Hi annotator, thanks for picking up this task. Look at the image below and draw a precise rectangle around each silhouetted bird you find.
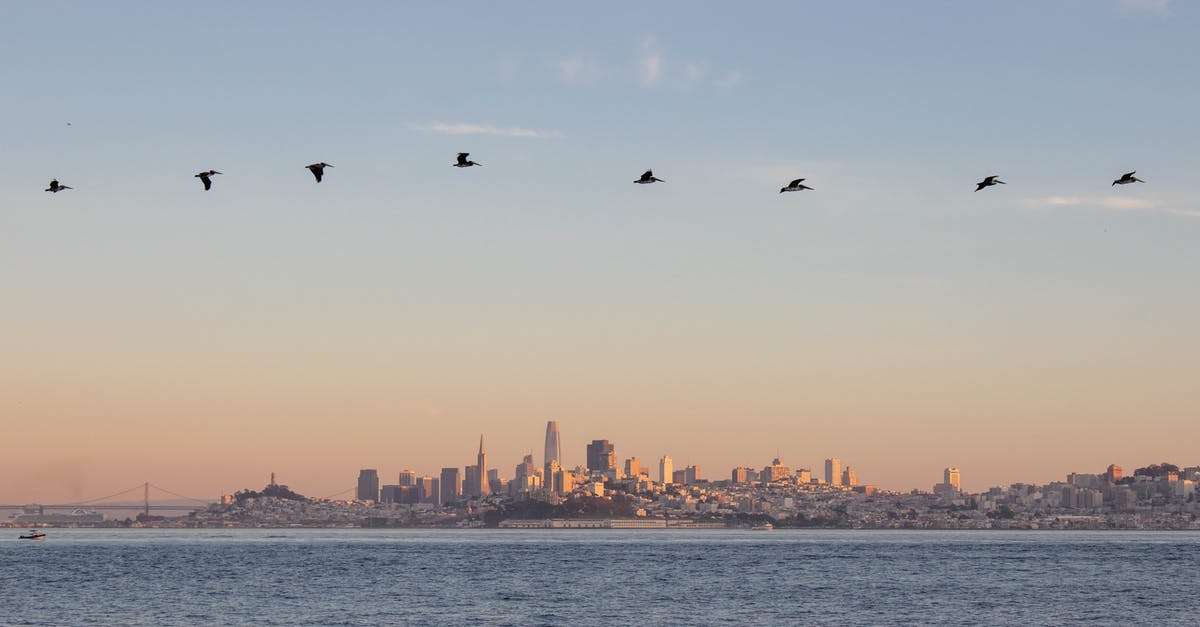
[306,162,333,182]
[45,179,72,193]
[780,178,813,193]
[634,169,664,184]
[195,170,221,191]
[454,153,481,167]
[975,175,1005,192]
[1112,171,1144,186]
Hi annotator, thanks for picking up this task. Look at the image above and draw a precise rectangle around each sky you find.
[2,1,1198,502]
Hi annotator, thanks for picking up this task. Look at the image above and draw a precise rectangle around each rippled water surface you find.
[2,529,1197,625]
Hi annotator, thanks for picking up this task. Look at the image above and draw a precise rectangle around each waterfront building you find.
[587,440,616,473]
[660,455,674,485]
[440,467,462,503]
[825,458,843,487]
[357,469,380,502]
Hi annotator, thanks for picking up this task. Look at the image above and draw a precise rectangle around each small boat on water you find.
[19,529,46,540]
[750,523,774,531]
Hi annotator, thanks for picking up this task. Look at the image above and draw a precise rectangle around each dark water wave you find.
[2,530,1197,626]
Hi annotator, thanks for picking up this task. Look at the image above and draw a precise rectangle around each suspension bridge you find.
[0,482,213,518]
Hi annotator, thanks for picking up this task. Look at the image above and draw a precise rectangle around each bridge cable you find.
[149,484,211,504]
[72,483,148,505]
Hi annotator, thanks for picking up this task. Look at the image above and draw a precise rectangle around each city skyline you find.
[3,417,1191,504]
[3,2,1198,504]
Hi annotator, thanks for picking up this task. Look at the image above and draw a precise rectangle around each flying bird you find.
[306,162,333,183]
[454,152,481,167]
[45,179,72,193]
[634,169,664,184]
[975,175,1005,192]
[1112,171,1144,186]
[195,170,221,191]
[780,178,813,193]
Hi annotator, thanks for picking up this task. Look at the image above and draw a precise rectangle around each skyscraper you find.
[659,455,674,485]
[825,458,842,487]
[398,470,417,486]
[945,467,961,491]
[440,467,462,503]
[586,439,615,473]
[417,476,437,504]
[356,469,380,502]
[842,466,858,487]
[544,420,562,468]
[475,434,489,496]
[464,465,483,498]
[625,456,642,478]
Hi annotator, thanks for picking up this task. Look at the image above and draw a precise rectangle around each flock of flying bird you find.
[40,154,1148,195]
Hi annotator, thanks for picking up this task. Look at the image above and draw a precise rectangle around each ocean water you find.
[2,529,1197,626]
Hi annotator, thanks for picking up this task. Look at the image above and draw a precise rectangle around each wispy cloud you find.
[412,122,562,139]
[554,37,740,91]
[714,70,743,89]
[1023,195,1196,217]
[556,55,601,86]
[682,63,708,87]
[638,37,663,87]
[1117,0,1171,13]
[1100,196,1161,210]
[1024,196,1082,207]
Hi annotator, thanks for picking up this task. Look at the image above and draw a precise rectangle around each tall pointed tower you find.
[544,421,562,468]
[477,434,488,496]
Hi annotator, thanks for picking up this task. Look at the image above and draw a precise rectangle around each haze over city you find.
[3,1,1199,504]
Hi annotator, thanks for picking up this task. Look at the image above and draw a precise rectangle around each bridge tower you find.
[144,482,150,518]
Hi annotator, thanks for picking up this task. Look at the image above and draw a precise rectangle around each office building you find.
[587,440,616,473]
[659,455,674,485]
[417,476,438,504]
[544,420,563,468]
[842,466,858,487]
[398,470,417,486]
[440,467,462,503]
[357,469,380,502]
[762,458,792,484]
[625,456,643,478]
[945,467,961,491]
[825,458,843,487]
[478,435,488,495]
[379,484,401,504]
[684,465,701,485]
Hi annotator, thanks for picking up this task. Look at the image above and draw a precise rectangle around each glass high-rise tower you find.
[544,420,562,468]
